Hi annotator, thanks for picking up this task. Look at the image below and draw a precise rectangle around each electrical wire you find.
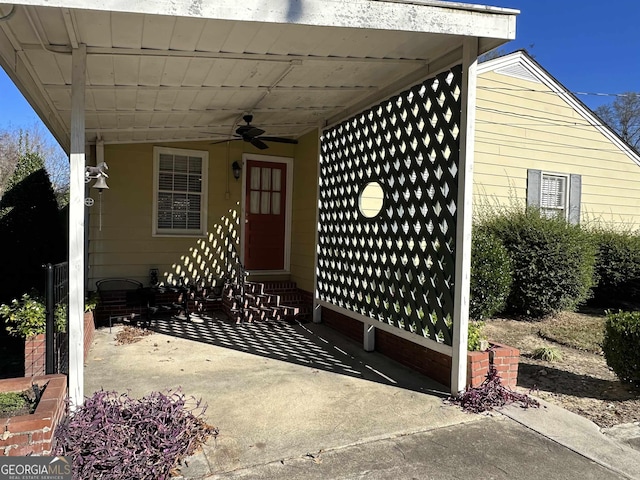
[479,86,640,99]
[479,74,640,98]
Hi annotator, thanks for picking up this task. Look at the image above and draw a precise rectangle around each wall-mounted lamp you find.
[232,161,242,180]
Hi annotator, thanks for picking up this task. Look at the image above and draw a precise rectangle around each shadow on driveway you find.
[147,313,447,397]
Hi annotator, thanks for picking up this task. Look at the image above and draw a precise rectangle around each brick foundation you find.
[0,374,67,456]
[95,290,148,325]
[321,308,519,389]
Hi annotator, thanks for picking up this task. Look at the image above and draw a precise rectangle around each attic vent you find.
[494,64,541,83]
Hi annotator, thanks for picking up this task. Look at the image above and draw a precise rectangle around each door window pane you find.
[272,169,281,191]
[261,192,271,214]
[250,191,260,214]
[262,168,271,190]
[250,167,261,190]
[272,192,281,214]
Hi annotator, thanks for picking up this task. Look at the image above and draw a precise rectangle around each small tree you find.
[595,92,640,151]
[0,125,69,208]
[0,148,66,304]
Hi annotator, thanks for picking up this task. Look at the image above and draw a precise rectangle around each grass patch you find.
[537,312,605,353]
[0,388,40,417]
[532,346,563,362]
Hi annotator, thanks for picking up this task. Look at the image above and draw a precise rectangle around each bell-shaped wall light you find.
[232,161,242,180]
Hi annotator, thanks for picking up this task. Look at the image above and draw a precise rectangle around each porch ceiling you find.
[0,0,517,151]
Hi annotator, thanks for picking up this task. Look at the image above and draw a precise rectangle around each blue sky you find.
[0,0,638,148]
[492,0,640,110]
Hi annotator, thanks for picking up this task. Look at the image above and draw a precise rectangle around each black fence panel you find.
[44,262,69,375]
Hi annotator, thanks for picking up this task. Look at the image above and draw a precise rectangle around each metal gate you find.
[44,262,69,375]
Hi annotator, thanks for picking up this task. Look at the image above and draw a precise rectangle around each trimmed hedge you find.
[591,229,640,306]
[470,229,513,320]
[603,310,640,385]
[484,208,596,318]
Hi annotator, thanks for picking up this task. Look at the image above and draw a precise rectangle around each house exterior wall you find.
[88,140,296,289]
[290,130,319,293]
[474,70,640,229]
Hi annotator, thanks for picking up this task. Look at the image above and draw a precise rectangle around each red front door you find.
[244,160,287,270]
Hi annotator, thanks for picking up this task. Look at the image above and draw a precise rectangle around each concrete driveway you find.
[85,315,473,475]
[84,314,640,479]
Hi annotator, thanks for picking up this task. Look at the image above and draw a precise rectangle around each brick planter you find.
[467,343,520,389]
[0,374,67,456]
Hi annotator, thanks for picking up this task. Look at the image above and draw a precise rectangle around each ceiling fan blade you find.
[243,127,265,138]
[210,138,241,145]
[251,138,269,150]
[258,136,299,145]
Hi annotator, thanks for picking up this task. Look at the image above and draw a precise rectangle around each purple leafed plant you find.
[53,389,218,480]
[450,365,539,414]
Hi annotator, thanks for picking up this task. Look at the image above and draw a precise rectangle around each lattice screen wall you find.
[317,65,462,345]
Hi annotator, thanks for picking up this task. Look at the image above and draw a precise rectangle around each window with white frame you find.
[527,169,581,225]
[540,173,568,219]
[153,147,208,236]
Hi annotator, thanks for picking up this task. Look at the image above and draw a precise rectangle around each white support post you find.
[451,38,478,396]
[313,304,322,324]
[364,324,375,352]
[68,44,86,408]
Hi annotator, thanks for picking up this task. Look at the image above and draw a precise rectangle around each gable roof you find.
[477,50,640,167]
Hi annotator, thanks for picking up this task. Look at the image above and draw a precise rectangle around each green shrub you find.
[603,310,640,385]
[0,293,66,339]
[468,321,487,351]
[485,208,596,318]
[591,229,640,306]
[470,229,513,320]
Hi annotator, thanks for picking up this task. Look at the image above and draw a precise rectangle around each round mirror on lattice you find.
[358,182,384,218]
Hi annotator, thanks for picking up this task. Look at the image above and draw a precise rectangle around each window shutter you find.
[568,174,582,225]
[527,169,542,207]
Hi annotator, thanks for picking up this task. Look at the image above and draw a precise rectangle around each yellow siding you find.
[290,130,319,293]
[88,140,296,288]
[475,70,640,229]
